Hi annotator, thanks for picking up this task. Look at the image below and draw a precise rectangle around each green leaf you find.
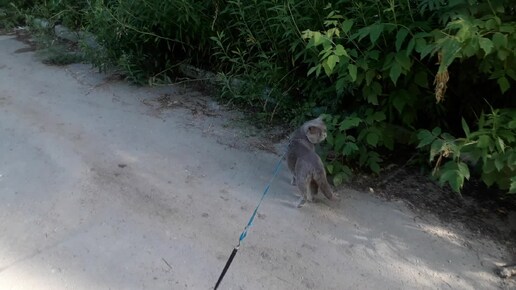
[508,151,516,170]
[333,173,343,187]
[479,37,494,55]
[495,157,504,171]
[389,62,402,85]
[341,19,354,33]
[356,27,370,41]
[368,50,380,60]
[430,139,444,161]
[322,61,332,76]
[335,133,346,151]
[369,161,381,174]
[439,38,461,72]
[406,37,416,56]
[461,38,478,58]
[348,64,357,81]
[371,82,382,105]
[419,42,434,60]
[415,38,427,54]
[492,32,507,49]
[395,52,411,70]
[507,69,516,81]
[326,164,334,174]
[320,48,333,58]
[326,55,339,74]
[509,177,516,194]
[326,130,334,145]
[307,65,318,76]
[358,146,368,165]
[392,93,407,114]
[313,32,323,46]
[363,85,379,105]
[457,162,470,180]
[339,116,361,130]
[498,130,515,143]
[497,137,506,153]
[326,27,339,37]
[315,65,322,76]
[439,169,463,192]
[461,118,470,137]
[485,18,497,30]
[442,137,457,148]
[366,132,379,147]
[343,142,359,155]
[335,77,346,95]
[362,83,381,106]
[395,28,409,52]
[493,153,505,172]
[500,24,515,33]
[483,159,496,174]
[334,45,348,57]
[365,69,376,85]
[333,170,352,186]
[438,161,466,192]
[497,77,510,94]
[477,135,491,149]
[432,127,442,136]
[369,23,384,44]
[498,50,509,61]
[481,170,497,187]
[417,129,435,148]
[341,165,353,178]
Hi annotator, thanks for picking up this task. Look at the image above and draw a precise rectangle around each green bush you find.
[300,1,515,193]
[0,0,90,29]
[12,0,516,194]
[84,0,215,84]
[209,0,330,122]
[34,0,90,29]
[321,111,395,185]
[0,0,31,28]
[418,108,516,193]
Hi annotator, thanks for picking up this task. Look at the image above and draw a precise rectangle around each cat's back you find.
[288,139,324,169]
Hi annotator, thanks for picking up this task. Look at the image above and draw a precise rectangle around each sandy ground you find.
[0,34,513,290]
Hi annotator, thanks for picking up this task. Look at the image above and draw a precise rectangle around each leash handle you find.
[214,246,239,290]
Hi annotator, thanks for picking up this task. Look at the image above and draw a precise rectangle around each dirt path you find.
[0,35,513,289]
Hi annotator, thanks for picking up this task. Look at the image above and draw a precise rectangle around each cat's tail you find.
[317,178,334,200]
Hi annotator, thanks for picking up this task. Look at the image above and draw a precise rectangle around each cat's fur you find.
[286,116,336,208]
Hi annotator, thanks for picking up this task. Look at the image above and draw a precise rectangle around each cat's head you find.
[303,116,327,144]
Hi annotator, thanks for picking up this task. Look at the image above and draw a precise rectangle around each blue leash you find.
[214,148,287,290]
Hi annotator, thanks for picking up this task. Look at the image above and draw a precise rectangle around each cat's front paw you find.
[326,191,339,201]
[296,197,306,208]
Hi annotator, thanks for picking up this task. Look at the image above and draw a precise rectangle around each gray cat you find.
[286,116,336,207]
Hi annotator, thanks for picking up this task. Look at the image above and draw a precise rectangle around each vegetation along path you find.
[0,34,513,289]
